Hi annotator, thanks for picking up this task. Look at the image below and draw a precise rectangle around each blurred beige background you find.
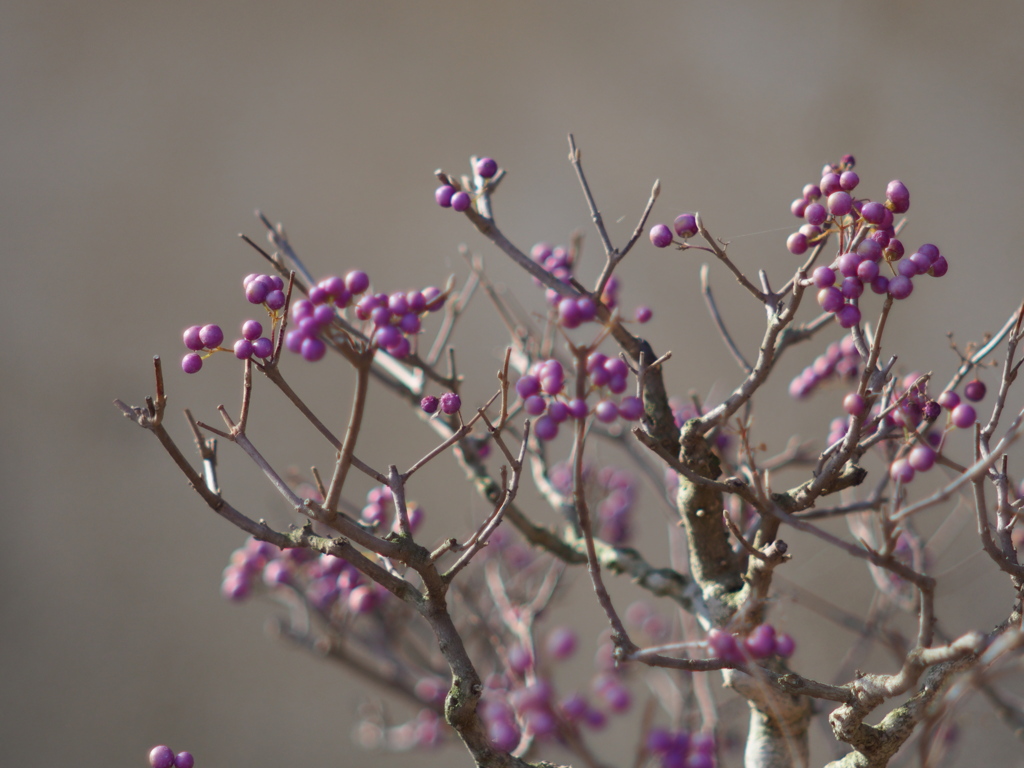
[3,1,1024,766]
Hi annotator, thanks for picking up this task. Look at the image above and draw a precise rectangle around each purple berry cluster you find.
[148,745,193,768]
[645,727,717,768]
[706,624,795,664]
[789,336,861,399]
[420,392,461,416]
[181,272,287,373]
[435,157,498,213]
[285,271,445,362]
[648,213,699,249]
[514,356,645,442]
[781,157,951,328]
[550,461,636,544]
[478,625,635,751]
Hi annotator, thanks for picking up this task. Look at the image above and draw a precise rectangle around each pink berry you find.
[634,305,653,323]
[420,395,439,414]
[174,752,195,768]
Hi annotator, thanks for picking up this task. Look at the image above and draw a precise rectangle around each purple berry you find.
[649,224,673,248]
[451,191,471,212]
[870,274,890,294]
[174,753,195,768]
[634,305,653,323]
[233,339,253,359]
[534,416,558,441]
[812,266,836,288]
[252,337,273,359]
[856,260,880,282]
[440,392,461,415]
[618,396,644,421]
[475,157,498,178]
[839,170,859,191]
[242,320,263,341]
[182,353,203,374]
[908,445,936,472]
[707,628,742,663]
[857,238,883,262]
[843,392,866,417]
[245,280,269,305]
[673,213,698,238]
[786,232,808,255]
[345,270,370,295]
[744,624,777,659]
[896,258,919,278]
[929,255,949,277]
[804,202,827,226]
[300,337,326,362]
[835,304,861,328]
[524,395,547,416]
[574,297,596,322]
[887,275,913,300]
[435,185,455,207]
[886,180,910,213]
[547,401,569,423]
[803,183,821,200]
[374,325,402,350]
[567,399,589,419]
[558,297,583,328]
[199,324,224,349]
[594,400,618,423]
[890,458,915,484]
[516,374,541,399]
[265,289,286,310]
[774,633,796,658]
[149,746,175,768]
[841,277,864,300]
[951,403,977,429]
[817,287,844,313]
[937,390,960,410]
[791,197,808,217]
[420,395,439,414]
[838,252,863,277]
[183,325,204,351]
[964,379,986,402]
[828,191,853,216]
[820,173,841,196]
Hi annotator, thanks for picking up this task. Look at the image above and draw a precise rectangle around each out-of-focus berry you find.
[451,191,471,212]
[951,403,977,429]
